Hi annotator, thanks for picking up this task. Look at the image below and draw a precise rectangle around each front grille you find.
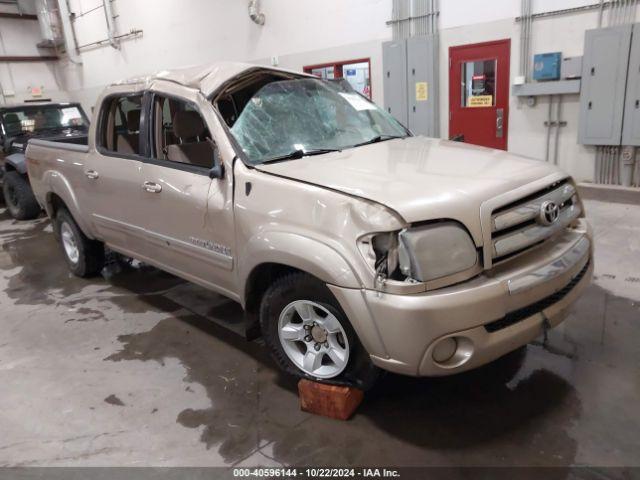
[484,260,590,333]
[490,179,581,263]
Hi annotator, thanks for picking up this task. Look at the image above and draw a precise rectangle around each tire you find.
[2,171,41,220]
[55,208,105,277]
[260,272,380,390]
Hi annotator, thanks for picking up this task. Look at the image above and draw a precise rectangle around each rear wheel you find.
[55,208,105,277]
[2,171,40,220]
[260,272,380,389]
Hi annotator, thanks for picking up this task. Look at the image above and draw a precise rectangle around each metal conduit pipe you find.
[610,148,615,184]
[611,148,615,184]
[248,0,265,26]
[544,96,553,162]
[102,0,119,49]
[431,0,434,34]
[520,0,525,75]
[553,95,563,165]
[609,0,614,25]
[525,0,531,76]
[627,0,632,23]
[523,0,532,80]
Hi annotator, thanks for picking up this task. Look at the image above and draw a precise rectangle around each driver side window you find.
[151,95,215,170]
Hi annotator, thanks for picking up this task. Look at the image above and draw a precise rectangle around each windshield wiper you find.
[351,134,406,148]
[260,148,341,164]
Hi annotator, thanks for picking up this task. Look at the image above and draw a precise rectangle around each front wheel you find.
[259,272,379,390]
[2,171,41,220]
[55,208,105,277]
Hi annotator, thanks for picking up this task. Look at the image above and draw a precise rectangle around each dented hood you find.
[255,136,565,242]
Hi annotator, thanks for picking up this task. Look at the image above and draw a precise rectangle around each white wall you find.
[439,0,599,29]
[56,0,393,110]
[19,0,635,182]
[438,4,638,182]
[0,2,69,104]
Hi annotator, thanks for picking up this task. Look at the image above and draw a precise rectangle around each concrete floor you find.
[0,199,638,468]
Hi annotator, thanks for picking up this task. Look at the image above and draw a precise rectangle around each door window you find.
[98,95,143,155]
[304,59,372,99]
[151,95,215,170]
[461,59,497,108]
[448,39,510,150]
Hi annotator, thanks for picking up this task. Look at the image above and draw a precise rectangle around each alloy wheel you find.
[277,300,350,379]
[60,222,80,265]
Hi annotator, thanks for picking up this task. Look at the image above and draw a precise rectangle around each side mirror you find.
[209,147,225,179]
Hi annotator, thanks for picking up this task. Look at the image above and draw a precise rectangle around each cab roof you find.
[0,102,82,112]
[112,61,307,97]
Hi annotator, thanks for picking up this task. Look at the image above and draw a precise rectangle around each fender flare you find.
[43,170,96,239]
[4,153,27,174]
[240,231,391,358]
[241,231,362,301]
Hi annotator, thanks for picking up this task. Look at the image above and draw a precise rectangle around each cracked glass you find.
[230,79,407,164]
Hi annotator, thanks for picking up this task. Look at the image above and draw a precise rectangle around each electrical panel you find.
[622,24,640,146]
[533,52,562,81]
[383,37,439,137]
[383,41,409,127]
[578,25,633,146]
[407,37,439,137]
[561,56,583,79]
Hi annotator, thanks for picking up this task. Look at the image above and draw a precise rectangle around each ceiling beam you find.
[0,12,38,20]
[0,55,58,62]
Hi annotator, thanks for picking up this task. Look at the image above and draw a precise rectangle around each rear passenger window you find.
[99,95,143,155]
[151,95,215,170]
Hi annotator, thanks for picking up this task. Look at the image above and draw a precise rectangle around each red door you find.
[449,39,510,150]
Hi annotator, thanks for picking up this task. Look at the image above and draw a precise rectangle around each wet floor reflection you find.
[1,210,639,467]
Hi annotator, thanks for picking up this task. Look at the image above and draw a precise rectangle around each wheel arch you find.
[241,231,361,305]
[43,174,96,239]
[4,153,27,175]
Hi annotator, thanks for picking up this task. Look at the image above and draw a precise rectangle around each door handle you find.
[85,170,99,180]
[142,181,162,193]
[496,108,504,139]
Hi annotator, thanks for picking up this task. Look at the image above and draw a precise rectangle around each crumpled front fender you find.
[4,153,27,174]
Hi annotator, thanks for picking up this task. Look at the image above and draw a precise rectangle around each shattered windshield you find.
[1,105,88,137]
[229,79,408,164]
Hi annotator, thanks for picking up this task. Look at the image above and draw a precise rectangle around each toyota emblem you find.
[539,201,560,226]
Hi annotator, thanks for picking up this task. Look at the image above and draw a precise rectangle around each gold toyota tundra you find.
[25,62,592,388]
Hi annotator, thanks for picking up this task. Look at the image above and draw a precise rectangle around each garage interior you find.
[1,0,640,473]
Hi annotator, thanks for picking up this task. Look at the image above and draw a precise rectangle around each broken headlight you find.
[359,222,478,284]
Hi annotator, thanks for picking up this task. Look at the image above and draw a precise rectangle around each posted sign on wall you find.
[467,95,493,107]
[415,82,428,102]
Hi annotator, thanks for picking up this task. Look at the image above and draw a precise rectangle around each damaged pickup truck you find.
[25,63,593,388]
[1,103,89,220]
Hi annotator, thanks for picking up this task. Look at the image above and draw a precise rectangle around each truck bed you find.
[28,137,89,153]
[25,138,91,224]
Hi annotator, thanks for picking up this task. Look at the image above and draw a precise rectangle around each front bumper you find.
[329,221,593,377]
